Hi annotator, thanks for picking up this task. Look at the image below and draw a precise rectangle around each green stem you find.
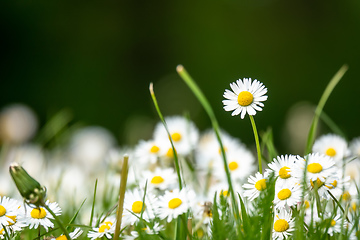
[249,115,262,174]
[43,203,71,240]
[114,154,129,240]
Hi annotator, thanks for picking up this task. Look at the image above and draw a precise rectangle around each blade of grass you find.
[67,198,86,230]
[89,179,98,227]
[149,82,183,190]
[319,111,347,140]
[176,65,240,226]
[114,154,129,240]
[305,64,348,154]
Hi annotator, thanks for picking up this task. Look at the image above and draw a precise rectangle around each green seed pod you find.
[9,162,46,206]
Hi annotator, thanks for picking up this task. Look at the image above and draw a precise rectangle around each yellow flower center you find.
[237,91,254,106]
[171,132,182,142]
[228,161,239,171]
[307,163,323,173]
[274,219,289,232]
[326,180,338,189]
[0,229,3,235]
[6,215,16,226]
[218,146,228,155]
[99,224,111,233]
[342,191,351,201]
[304,200,310,209]
[278,189,292,200]
[150,145,160,153]
[310,178,324,188]
[132,201,145,214]
[351,202,357,212]
[56,235,67,240]
[325,147,336,157]
[220,190,229,197]
[330,219,336,227]
[168,198,182,209]
[30,207,47,219]
[166,148,176,158]
[0,205,6,217]
[255,179,266,191]
[151,176,164,184]
[279,166,291,179]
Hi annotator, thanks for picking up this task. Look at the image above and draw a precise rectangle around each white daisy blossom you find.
[293,153,337,183]
[350,137,360,158]
[153,116,199,156]
[243,172,269,201]
[272,210,295,240]
[326,214,346,236]
[156,187,196,222]
[23,200,61,231]
[268,155,302,188]
[312,134,349,163]
[141,167,178,191]
[123,189,157,225]
[274,182,302,210]
[87,216,116,240]
[0,197,19,227]
[51,227,83,240]
[223,78,268,119]
[134,139,164,165]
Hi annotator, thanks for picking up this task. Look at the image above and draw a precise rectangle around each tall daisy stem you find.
[249,115,262,174]
[114,154,129,240]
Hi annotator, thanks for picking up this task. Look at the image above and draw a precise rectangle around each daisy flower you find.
[268,155,302,187]
[153,116,199,156]
[213,145,255,183]
[156,187,195,222]
[51,227,83,240]
[272,210,295,240]
[87,216,116,240]
[274,182,302,210]
[242,172,269,201]
[293,153,337,183]
[134,139,164,165]
[312,134,349,164]
[123,189,157,225]
[324,172,350,198]
[141,167,178,191]
[0,197,19,227]
[195,129,244,171]
[349,137,360,158]
[223,78,268,119]
[23,200,61,231]
[326,213,346,236]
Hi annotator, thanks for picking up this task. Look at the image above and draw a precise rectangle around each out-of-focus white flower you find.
[69,126,116,171]
[156,187,195,222]
[153,116,199,156]
[0,104,38,144]
[123,189,157,225]
[141,167,178,191]
[0,197,19,227]
[243,172,269,201]
[312,134,349,164]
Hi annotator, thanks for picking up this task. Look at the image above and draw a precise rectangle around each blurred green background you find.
[1,0,360,154]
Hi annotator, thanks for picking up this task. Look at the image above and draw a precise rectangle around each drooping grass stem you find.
[249,115,262,174]
[149,83,183,190]
[114,154,129,240]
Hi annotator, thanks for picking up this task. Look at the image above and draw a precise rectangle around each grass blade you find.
[305,64,348,154]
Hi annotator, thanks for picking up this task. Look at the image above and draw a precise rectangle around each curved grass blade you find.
[305,64,348,154]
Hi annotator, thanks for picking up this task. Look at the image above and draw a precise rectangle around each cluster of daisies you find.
[0,78,359,239]
[0,197,82,239]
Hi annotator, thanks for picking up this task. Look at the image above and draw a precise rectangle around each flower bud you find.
[9,162,46,206]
